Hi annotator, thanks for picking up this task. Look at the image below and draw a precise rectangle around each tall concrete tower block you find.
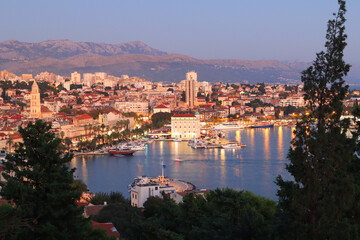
[185,71,197,108]
[71,72,81,84]
[30,81,41,118]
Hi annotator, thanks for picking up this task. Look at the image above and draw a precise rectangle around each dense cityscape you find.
[1,0,360,239]
[0,69,358,151]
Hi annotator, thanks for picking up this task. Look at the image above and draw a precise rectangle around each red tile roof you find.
[172,114,195,118]
[154,104,168,109]
[92,221,120,238]
[75,114,93,120]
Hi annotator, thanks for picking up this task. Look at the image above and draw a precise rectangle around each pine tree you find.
[0,120,109,240]
[276,1,360,239]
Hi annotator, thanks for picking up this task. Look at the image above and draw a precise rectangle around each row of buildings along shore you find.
[0,69,359,149]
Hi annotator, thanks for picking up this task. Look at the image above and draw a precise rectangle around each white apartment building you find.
[83,73,94,87]
[95,72,107,79]
[130,178,176,208]
[71,72,81,84]
[114,101,149,115]
[171,111,200,139]
[278,97,304,107]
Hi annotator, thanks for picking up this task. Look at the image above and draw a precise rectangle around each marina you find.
[71,127,293,200]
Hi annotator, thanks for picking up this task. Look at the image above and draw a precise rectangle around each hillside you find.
[0,40,313,83]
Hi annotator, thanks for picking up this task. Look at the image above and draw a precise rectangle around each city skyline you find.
[1,0,360,64]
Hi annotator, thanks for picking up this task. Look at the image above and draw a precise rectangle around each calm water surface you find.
[71,127,294,200]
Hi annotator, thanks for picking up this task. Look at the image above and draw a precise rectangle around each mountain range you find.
[0,39,357,84]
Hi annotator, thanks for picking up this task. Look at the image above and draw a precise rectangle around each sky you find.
[1,0,360,65]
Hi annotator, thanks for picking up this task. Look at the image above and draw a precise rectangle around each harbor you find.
[71,127,293,200]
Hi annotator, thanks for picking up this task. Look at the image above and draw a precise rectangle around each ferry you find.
[211,122,244,130]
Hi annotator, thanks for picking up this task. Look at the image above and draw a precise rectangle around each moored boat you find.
[211,122,244,130]
[109,148,135,156]
[250,123,274,128]
[222,143,247,149]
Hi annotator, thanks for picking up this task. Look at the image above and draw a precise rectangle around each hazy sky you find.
[1,0,360,64]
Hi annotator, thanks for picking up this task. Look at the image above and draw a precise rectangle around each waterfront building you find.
[185,71,197,108]
[30,81,41,118]
[130,178,176,208]
[171,111,200,139]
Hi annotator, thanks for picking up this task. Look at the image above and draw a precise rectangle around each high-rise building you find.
[185,71,197,108]
[95,72,107,79]
[30,81,41,118]
[71,72,81,84]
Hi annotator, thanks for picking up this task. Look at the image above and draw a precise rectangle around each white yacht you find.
[222,143,247,149]
[211,122,244,130]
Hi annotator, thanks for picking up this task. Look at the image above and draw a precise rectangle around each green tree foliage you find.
[70,179,88,194]
[0,121,109,240]
[93,188,277,240]
[0,203,23,240]
[205,93,210,103]
[245,99,273,108]
[257,83,266,94]
[232,101,241,106]
[89,192,127,205]
[180,91,185,101]
[231,84,239,89]
[59,105,73,114]
[93,203,144,239]
[276,1,360,239]
[151,112,172,129]
[278,92,289,99]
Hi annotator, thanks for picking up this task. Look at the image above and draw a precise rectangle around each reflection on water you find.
[72,127,293,200]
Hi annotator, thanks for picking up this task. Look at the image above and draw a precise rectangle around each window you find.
[155,187,158,190]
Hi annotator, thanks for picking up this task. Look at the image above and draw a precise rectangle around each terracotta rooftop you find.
[74,114,93,120]
[84,205,105,217]
[154,104,168,109]
[172,114,195,118]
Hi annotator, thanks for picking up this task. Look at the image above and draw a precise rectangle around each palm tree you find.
[88,124,93,138]
[101,124,105,135]
[84,124,89,137]
[6,138,13,153]
[64,137,72,151]
[124,119,130,129]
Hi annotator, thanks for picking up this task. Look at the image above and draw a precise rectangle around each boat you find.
[222,143,247,149]
[211,122,244,130]
[121,142,146,151]
[189,139,208,149]
[250,123,274,128]
[174,158,184,162]
[109,147,135,156]
[173,138,182,142]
